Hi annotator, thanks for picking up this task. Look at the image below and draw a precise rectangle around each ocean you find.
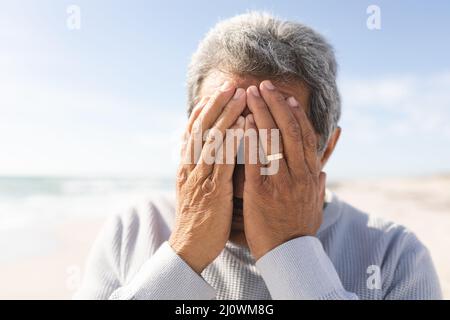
[0,176,175,230]
[0,176,175,262]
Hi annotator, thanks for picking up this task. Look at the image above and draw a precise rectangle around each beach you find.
[0,175,449,299]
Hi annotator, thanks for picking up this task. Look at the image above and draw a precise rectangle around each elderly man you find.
[75,12,441,300]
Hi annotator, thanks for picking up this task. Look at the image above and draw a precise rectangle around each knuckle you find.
[177,166,188,180]
[303,130,317,149]
[176,168,188,189]
[201,177,217,196]
[224,98,238,111]
[204,133,216,146]
[204,129,221,147]
[221,105,232,117]
[285,119,302,140]
[253,100,268,111]
[192,118,203,133]
[274,93,286,104]
[188,168,205,186]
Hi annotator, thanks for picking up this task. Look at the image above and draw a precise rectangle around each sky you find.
[1,0,450,180]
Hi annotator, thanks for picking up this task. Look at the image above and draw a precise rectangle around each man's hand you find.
[243,81,326,260]
[169,81,246,274]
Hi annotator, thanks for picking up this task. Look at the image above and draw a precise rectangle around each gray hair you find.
[186,12,341,151]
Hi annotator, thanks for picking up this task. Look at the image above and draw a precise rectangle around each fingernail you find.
[262,80,275,90]
[247,114,255,124]
[248,85,260,97]
[220,80,234,92]
[233,88,245,100]
[237,116,245,126]
[287,96,299,107]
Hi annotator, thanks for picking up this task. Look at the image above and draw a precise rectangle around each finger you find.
[206,87,246,145]
[180,97,208,159]
[259,80,306,175]
[244,114,262,185]
[187,96,209,134]
[195,88,246,178]
[197,80,236,132]
[246,85,288,178]
[183,81,237,171]
[287,97,320,175]
[212,116,245,182]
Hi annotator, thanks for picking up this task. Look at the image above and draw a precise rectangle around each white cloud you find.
[339,71,450,141]
[0,75,186,177]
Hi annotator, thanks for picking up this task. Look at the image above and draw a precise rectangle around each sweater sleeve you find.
[256,236,359,300]
[383,233,442,300]
[73,214,216,300]
[108,242,216,300]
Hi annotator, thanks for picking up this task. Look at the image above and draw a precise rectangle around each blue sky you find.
[1,0,450,180]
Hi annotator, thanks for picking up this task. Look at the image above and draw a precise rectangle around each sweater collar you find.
[317,189,343,234]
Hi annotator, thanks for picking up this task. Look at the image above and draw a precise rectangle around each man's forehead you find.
[200,71,309,100]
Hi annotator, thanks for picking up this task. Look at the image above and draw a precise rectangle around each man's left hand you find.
[243,80,326,260]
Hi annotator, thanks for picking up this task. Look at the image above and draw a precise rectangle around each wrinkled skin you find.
[169,73,341,273]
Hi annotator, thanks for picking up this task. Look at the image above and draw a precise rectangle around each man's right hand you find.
[169,81,246,274]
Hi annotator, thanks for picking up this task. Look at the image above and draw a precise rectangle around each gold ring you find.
[266,152,283,161]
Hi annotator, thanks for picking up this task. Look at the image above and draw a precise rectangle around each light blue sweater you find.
[74,192,442,300]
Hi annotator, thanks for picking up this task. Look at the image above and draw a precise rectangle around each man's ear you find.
[320,127,341,168]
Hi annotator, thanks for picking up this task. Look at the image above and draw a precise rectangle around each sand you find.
[331,175,450,299]
[0,175,448,299]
